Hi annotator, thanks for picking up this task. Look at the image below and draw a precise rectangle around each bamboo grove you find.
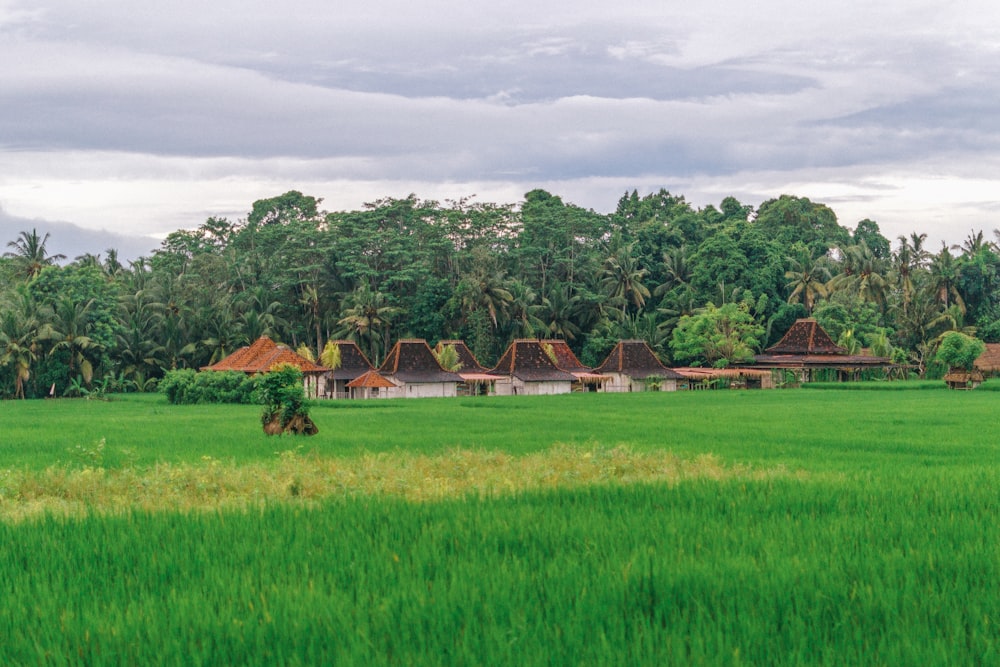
[3,188,999,399]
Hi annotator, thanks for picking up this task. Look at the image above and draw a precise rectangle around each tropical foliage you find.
[2,188,999,397]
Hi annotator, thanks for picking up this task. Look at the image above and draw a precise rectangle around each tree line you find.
[2,188,997,398]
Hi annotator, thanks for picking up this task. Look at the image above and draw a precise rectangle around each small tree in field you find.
[936,332,985,372]
[255,363,318,435]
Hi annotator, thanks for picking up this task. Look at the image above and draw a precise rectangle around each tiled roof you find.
[766,318,845,354]
[594,340,683,379]
[202,336,328,374]
[974,343,1000,372]
[488,339,578,382]
[346,370,398,389]
[325,340,375,379]
[545,339,591,372]
[379,339,464,383]
[435,340,488,372]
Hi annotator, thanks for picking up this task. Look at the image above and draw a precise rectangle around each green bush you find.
[159,369,256,405]
[253,364,309,428]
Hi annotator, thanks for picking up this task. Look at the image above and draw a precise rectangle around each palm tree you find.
[601,235,650,318]
[828,241,889,310]
[4,229,66,279]
[335,286,401,365]
[45,296,103,389]
[784,251,831,314]
[505,279,546,339]
[927,244,965,313]
[0,288,47,398]
[953,229,987,257]
[539,283,582,341]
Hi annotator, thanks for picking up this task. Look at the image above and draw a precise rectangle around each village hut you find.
[543,339,608,391]
[345,369,398,399]
[379,339,464,398]
[593,340,683,392]
[434,340,496,396]
[322,340,375,399]
[671,367,774,390]
[748,318,895,382]
[201,336,327,397]
[974,343,1000,378]
[487,339,577,396]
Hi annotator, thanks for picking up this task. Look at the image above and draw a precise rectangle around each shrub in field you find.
[936,331,985,372]
[254,363,317,435]
[159,369,256,404]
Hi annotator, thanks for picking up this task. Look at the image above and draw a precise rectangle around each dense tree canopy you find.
[1,188,997,398]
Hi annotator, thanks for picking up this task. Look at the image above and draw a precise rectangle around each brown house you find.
[542,340,608,391]
[594,340,683,392]
[749,318,895,382]
[434,340,496,395]
[488,339,577,395]
[379,339,464,398]
[201,336,328,397]
[345,369,398,399]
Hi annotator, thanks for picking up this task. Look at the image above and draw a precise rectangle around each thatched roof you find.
[379,340,464,383]
[201,336,327,374]
[435,340,488,372]
[325,340,375,380]
[974,343,1000,373]
[765,318,845,355]
[488,339,578,382]
[594,340,683,380]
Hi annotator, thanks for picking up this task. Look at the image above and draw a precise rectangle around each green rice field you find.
[1,386,998,665]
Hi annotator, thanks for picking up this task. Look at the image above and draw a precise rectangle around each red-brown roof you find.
[346,370,398,389]
[488,339,578,382]
[380,340,464,383]
[202,336,327,374]
[766,318,845,355]
[594,340,683,380]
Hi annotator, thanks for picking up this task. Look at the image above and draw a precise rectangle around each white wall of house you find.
[492,377,571,396]
[384,382,458,399]
[600,373,677,392]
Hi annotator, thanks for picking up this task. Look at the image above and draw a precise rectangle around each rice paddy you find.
[0,386,998,664]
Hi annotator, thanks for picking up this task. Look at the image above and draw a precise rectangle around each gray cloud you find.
[2,0,1000,247]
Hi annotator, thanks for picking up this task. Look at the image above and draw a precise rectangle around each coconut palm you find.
[828,241,889,310]
[784,250,831,314]
[4,229,66,279]
[927,244,966,313]
[601,234,650,318]
[335,286,401,365]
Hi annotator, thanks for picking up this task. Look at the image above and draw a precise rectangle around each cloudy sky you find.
[2,0,999,258]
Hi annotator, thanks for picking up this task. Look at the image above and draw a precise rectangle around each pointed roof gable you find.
[488,339,578,382]
[325,340,375,379]
[202,336,327,374]
[765,318,845,355]
[544,339,591,372]
[379,339,464,383]
[435,340,488,372]
[594,340,683,379]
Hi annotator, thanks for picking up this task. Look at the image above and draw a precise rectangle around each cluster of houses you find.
[203,318,920,399]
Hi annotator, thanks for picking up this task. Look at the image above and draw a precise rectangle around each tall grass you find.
[0,476,997,665]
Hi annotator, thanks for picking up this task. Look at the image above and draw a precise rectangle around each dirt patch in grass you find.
[0,444,807,522]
